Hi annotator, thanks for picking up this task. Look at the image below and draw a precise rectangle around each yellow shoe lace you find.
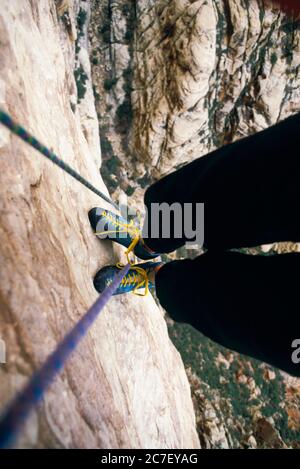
[116,262,149,296]
[95,210,141,265]
[95,210,149,294]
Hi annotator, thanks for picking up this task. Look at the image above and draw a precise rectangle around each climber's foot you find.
[88,207,160,260]
[93,261,163,295]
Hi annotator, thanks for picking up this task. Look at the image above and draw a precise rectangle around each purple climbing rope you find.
[0,263,130,448]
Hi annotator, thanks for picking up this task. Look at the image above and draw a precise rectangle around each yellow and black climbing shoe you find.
[88,207,160,261]
[93,261,163,296]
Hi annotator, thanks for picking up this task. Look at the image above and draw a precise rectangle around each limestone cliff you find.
[0,0,199,448]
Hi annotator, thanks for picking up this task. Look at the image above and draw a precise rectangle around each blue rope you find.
[0,109,119,210]
[0,108,130,447]
[0,263,130,449]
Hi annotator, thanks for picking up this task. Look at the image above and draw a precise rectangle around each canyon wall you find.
[90,0,300,192]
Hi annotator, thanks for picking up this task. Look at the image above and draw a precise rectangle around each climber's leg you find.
[155,250,300,377]
[143,112,300,253]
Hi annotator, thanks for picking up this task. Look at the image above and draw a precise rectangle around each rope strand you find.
[0,109,118,210]
[0,263,130,449]
[0,109,131,447]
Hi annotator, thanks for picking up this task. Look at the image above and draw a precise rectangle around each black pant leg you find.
[144,112,300,253]
[155,251,300,377]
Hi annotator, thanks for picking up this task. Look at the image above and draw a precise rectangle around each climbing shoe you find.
[93,261,163,296]
[88,207,160,261]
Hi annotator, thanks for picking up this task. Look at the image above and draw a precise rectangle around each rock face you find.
[91,0,300,193]
[0,0,199,448]
[133,0,300,178]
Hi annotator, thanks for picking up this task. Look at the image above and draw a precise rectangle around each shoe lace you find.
[96,210,142,265]
[96,210,149,294]
[116,262,149,296]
